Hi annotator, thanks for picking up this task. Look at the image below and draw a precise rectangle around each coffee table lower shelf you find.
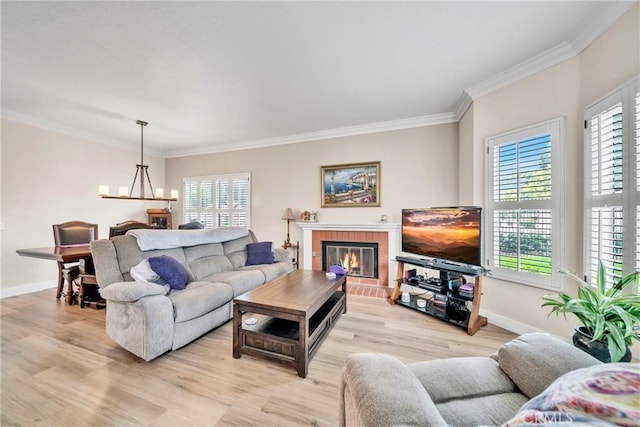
[234,291,345,378]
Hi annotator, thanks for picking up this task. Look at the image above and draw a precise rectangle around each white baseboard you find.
[480,308,546,335]
[0,281,56,299]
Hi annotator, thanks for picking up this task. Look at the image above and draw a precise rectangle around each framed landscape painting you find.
[321,161,380,207]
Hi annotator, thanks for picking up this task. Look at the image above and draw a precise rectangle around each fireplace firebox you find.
[322,241,378,279]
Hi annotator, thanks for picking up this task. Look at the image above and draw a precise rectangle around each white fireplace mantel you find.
[296,222,401,286]
[297,222,401,232]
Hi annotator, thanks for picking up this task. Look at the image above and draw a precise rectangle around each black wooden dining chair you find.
[52,221,98,303]
[108,220,156,238]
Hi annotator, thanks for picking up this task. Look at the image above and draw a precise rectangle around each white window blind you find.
[485,118,565,289]
[586,102,624,284]
[584,77,639,286]
[183,173,251,229]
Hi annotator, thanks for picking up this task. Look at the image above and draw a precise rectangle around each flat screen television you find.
[401,207,483,267]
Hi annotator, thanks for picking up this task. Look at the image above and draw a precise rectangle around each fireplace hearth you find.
[322,241,378,279]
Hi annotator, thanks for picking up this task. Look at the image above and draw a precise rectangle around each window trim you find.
[484,117,566,290]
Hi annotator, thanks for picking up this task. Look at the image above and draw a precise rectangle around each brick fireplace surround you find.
[297,222,401,297]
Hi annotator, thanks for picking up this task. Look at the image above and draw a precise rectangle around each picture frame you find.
[321,161,381,207]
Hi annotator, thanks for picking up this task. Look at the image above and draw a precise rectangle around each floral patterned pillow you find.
[503,363,640,427]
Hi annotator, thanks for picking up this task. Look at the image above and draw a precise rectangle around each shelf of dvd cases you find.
[390,258,487,336]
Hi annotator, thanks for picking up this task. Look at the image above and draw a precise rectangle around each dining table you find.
[16,245,93,304]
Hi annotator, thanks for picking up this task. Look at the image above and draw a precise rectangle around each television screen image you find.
[402,207,482,267]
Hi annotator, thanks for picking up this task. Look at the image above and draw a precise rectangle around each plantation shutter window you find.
[183,173,251,229]
[485,118,565,289]
[584,77,639,286]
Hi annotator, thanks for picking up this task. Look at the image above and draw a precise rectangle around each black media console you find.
[390,256,488,335]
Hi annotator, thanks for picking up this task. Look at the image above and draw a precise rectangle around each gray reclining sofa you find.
[91,228,293,361]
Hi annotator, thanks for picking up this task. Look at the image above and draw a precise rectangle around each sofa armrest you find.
[104,295,174,361]
[99,281,169,302]
[340,353,447,427]
[273,248,290,263]
[498,332,601,399]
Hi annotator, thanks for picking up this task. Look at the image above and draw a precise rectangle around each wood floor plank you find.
[1,288,517,426]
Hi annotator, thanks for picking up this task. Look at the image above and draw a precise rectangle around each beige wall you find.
[166,124,460,260]
[1,119,166,295]
[470,4,639,346]
[580,3,640,107]
[458,103,475,205]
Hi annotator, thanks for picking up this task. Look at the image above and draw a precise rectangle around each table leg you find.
[63,269,77,304]
[56,262,64,299]
[297,315,309,378]
[389,261,405,304]
[233,303,242,359]
[342,278,347,314]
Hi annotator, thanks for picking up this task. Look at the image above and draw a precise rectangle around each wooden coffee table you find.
[232,270,347,378]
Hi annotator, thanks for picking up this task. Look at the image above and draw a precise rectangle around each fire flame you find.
[342,252,359,271]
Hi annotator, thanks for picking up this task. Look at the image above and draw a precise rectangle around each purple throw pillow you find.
[148,255,189,290]
[245,241,274,266]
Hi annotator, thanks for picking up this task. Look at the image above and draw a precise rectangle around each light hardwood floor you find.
[1,289,516,426]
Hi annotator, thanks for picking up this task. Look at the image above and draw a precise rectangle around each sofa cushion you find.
[410,356,517,403]
[223,234,255,268]
[149,255,190,290]
[498,333,601,399]
[273,248,289,263]
[184,243,233,280]
[438,393,528,427]
[188,255,234,281]
[168,281,233,323]
[240,262,292,282]
[183,242,225,261]
[183,243,234,281]
[90,239,125,287]
[245,241,274,265]
[111,235,189,277]
[202,270,266,296]
[223,233,255,254]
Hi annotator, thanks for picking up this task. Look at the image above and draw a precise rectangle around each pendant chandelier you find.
[99,120,178,202]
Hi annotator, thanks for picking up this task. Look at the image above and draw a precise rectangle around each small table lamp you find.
[282,208,295,248]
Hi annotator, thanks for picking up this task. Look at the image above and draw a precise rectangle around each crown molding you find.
[452,91,473,121]
[568,1,636,54]
[464,1,636,103]
[164,112,458,158]
[0,109,164,157]
[465,41,578,101]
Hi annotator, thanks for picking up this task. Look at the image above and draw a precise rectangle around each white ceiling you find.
[1,1,635,157]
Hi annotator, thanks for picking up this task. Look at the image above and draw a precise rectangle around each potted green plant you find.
[542,260,640,363]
